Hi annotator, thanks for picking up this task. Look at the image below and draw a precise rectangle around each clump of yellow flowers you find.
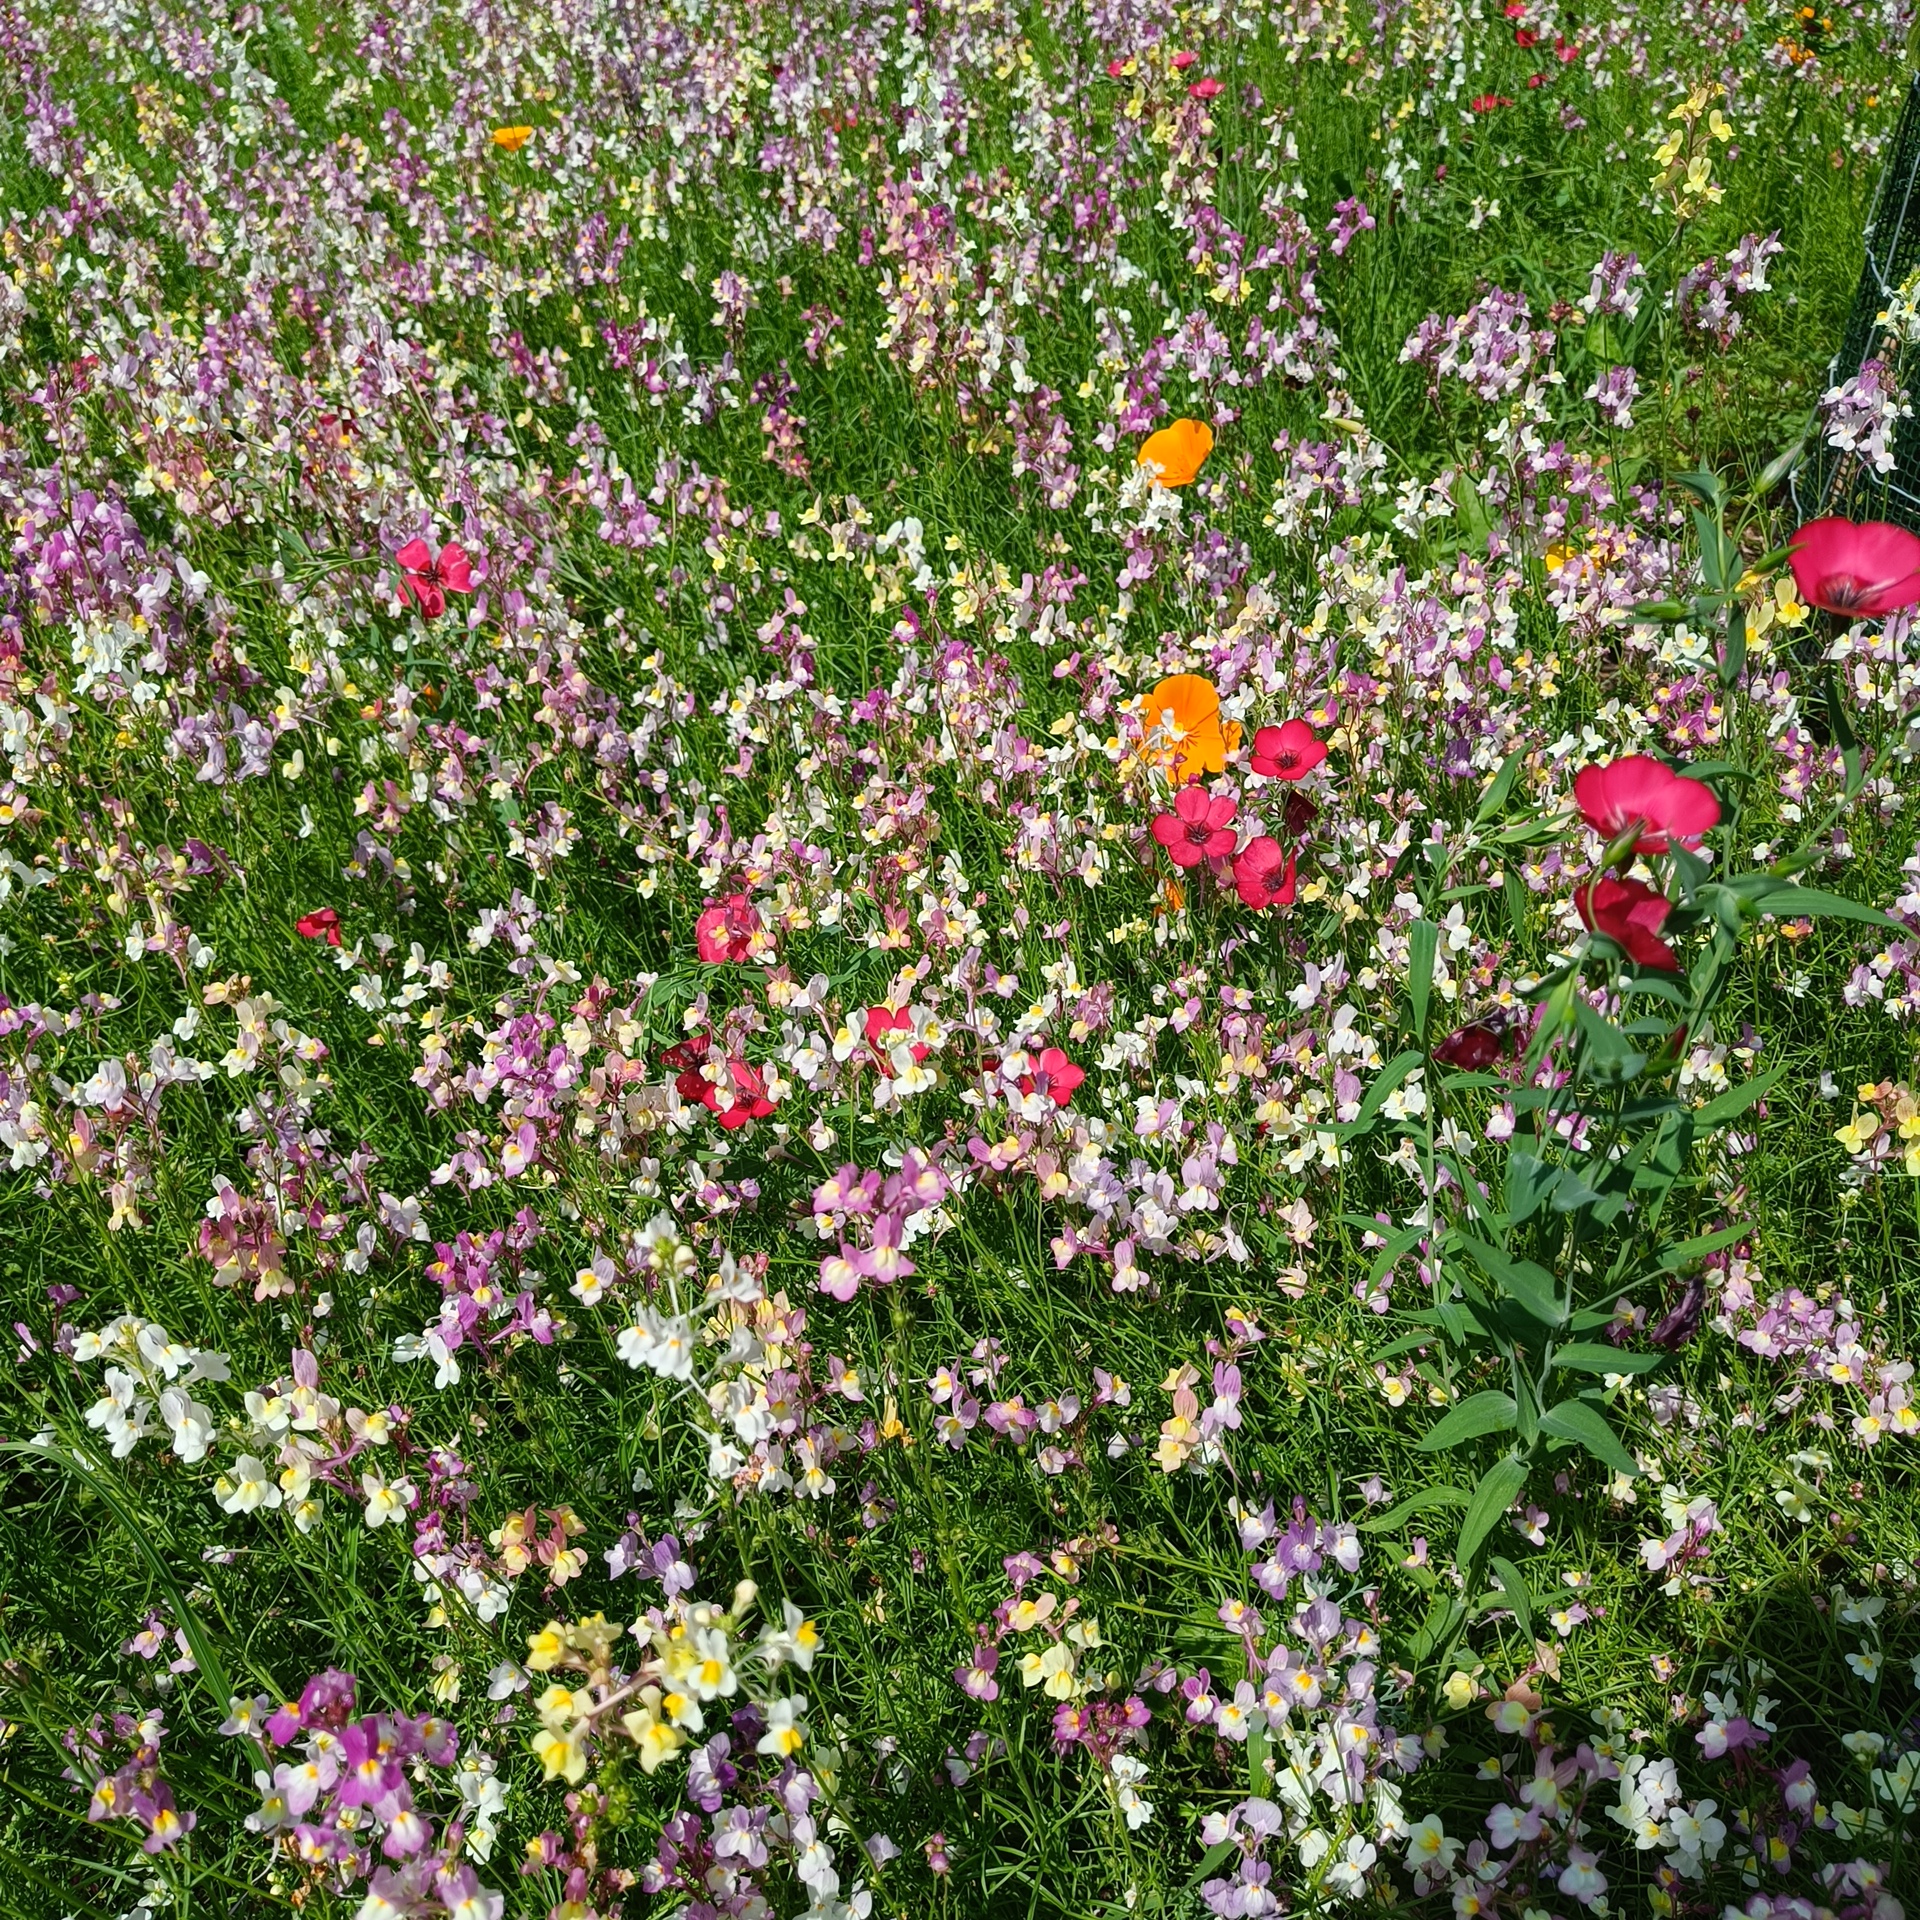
[1649,86,1735,221]
[523,1582,821,1785]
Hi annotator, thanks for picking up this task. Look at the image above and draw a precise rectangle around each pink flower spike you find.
[1150,784,1237,869]
[1788,516,1920,617]
[1232,837,1297,910]
[1572,754,1719,855]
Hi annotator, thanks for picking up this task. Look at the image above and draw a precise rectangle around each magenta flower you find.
[1151,785,1237,868]
[695,891,762,963]
[1249,719,1327,781]
[1572,754,1719,854]
[394,538,473,620]
[1232,836,1297,909]
[1789,516,1920,617]
[1018,1046,1085,1107]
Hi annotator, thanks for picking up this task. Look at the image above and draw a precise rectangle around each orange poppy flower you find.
[492,126,533,152]
[1143,674,1241,781]
[1136,418,1214,488]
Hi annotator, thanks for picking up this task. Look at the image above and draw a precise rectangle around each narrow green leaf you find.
[1690,1062,1784,1128]
[1408,917,1440,1042]
[1457,1457,1531,1566]
[1538,1399,1641,1476]
[1417,1390,1519,1453]
[1407,1591,1468,1663]
[1719,601,1746,690]
[1455,1236,1567,1328]
[1488,1555,1536,1643]
[1473,749,1526,825]
[1751,885,1898,930]
[1359,1485,1473,1533]
[1658,1222,1747,1269]
[1338,1050,1424,1138]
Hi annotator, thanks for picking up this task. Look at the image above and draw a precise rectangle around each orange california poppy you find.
[1136,418,1214,488]
[492,126,533,152]
[1143,674,1241,781]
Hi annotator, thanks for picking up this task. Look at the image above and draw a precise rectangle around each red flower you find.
[1526,72,1545,87]
[1150,785,1237,869]
[1249,719,1327,781]
[1434,1021,1511,1070]
[395,538,473,620]
[1232,836,1297,910]
[1572,755,1719,855]
[1788,517,1920,618]
[1470,93,1514,111]
[296,907,342,946]
[1171,49,1196,69]
[1188,77,1223,100]
[1577,874,1681,973]
[1515,26,1538,44]
[1018,1046,1084,1107]
[1106,57,1128,76]
[695,892,762,963]
[865,1006,929,1076]
[685,1056,775,1129]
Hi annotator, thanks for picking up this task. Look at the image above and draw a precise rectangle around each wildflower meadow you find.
[10,0,1920,1915]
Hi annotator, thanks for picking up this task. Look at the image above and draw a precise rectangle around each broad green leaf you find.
[1454,1236,1566,1328]
[1457,1456,1531,1566]
[1488,1555,1536,1643]
[1551,1342,1665,1375]
[1538,1399,1640,1476]
[1360,1485,1472,1533]
[1505,1149,1559,1226]
[1418,1390,1519,1453]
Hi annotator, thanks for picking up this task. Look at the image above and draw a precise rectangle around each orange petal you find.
[1136,418,1215,488]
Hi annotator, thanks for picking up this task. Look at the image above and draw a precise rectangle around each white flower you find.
[1110,1753,1155,1830]
[157,1388,216,1462]
[215,1454,280,1515]
[757,1695,809,1759]
[361,1471,415,1528]
[1404,1813,1459,1875]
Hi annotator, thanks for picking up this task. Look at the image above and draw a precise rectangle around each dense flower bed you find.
[5,0,1920,1916]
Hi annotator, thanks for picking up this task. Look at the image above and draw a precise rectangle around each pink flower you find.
[1188,77,1223,99]
[1171,48,1196,69]
[1018,1047,1084,1107]
[695,892,762,963]
[394,538,473,620]
[1572,755,1719,854]
[1232,837,1297,909]
[1249,719,1327,781]
[1788,516,1920,617]
[296,907,342,946]
[1106,56,1128,76]
[1151,785,1237,868]
[1577,874,1680,973]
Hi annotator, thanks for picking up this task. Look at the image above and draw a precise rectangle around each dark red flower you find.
[684,1057,775,1129]
[1572,755,1719,855]
[1788,517,1920,618]
[1515,26,1538,44]
[1249,719,1327,781]
[1577,874,1681,973]
[1232,836,1297,910]
[296,908,342,946]
[1434,1022,1510,1070]
[1470,93,1515,111]
[395,538,473,620]
[1150,785,1237,869]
